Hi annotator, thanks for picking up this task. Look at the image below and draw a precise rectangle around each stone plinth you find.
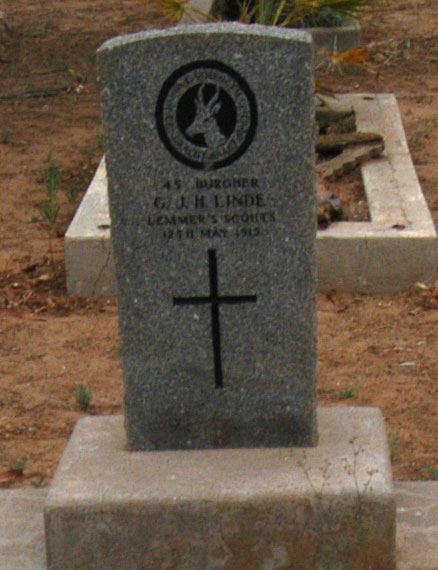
[44,408,396,570]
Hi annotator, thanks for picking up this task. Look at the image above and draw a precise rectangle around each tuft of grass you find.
[339,385,357,400]
[31,475,46,488]
[75,383,93,411]
[390,435,400,462]
[160,0,374,27]
[41,199,60,226]
[45,151,60,197]
[1,128,11,144]
[65,186,79,209]
[10,456,27,474]
[39,151,61,267]
[426,465,438,480]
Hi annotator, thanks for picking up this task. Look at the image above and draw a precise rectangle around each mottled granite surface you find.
[98,24,317,450]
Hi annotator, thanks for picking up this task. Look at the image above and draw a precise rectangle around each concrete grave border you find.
[182,0,362,56]
[65,93,437,296]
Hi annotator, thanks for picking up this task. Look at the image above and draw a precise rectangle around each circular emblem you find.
[155,60,257,170]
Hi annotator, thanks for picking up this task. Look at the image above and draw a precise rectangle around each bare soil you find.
[0,0,438,488]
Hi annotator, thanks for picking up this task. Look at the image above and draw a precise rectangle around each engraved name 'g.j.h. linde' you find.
[97,24,317,451]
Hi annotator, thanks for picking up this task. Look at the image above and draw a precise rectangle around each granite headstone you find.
[97,23,317,450]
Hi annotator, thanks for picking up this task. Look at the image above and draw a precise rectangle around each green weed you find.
[160,0,373,27]
[1,128,11,144]
[426,465,438,480]
[40,151,61,267]
[46,151,60,197]
[41,199,60,226]
[75,383,93,411]
[339,385,357,400]
[298,437,379,567]
[66,186,78,206]
[31,475,46,488]
[390,435,400,462]
[11,456,28,473]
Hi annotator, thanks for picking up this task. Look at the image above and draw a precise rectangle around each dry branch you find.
[0,87,68,100]
[317,142,384,181]
[316,132,384,153]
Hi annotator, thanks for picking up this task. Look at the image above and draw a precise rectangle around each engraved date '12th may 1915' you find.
[148,176,277,241]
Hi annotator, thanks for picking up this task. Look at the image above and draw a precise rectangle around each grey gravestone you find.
[97,23,317,450]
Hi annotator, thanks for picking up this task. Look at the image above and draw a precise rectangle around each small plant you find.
[298,438,378,567]
[10,456,27,475]
[41,198,60,226]
[65,186,80,218]
[342,437,376,517]
[75,383,93,411]
[389,434,400,462]
[46,151,60,196]
[31,475,46,488]
[40,151,61,268]
[1,127,11,144]
[158,0,373,27]
[66,186,78,206]
[426,464,438,480]
[339,384,357,399]
[242,0,373,26]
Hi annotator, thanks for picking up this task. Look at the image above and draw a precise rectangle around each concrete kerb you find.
[180,0,361,57]
[316,93,437,292]
[65,93,437,296]
[0,489,48,570]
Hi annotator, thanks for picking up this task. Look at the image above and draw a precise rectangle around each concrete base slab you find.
[2,482,438,569]
[44,408,395,570]
[65,94,437,296]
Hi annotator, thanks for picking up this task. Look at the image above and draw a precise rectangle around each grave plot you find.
[48,25,396,570]
[65,92,437,296]
[317,93,437,292]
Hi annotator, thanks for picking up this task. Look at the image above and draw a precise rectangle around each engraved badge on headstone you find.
[156,60,257,170]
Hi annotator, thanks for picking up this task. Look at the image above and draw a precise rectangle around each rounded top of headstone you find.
[97,23,313,54]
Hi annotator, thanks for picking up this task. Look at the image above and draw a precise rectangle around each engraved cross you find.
[173,249,257,388]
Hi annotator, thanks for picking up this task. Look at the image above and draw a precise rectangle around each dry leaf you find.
[331,46,369,68]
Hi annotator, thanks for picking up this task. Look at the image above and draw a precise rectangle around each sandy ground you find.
[0,0,438,488]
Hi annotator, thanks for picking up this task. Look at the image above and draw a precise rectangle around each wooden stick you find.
[316,132,384,153]
[317,142,384,181]
[0,87,68,100]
